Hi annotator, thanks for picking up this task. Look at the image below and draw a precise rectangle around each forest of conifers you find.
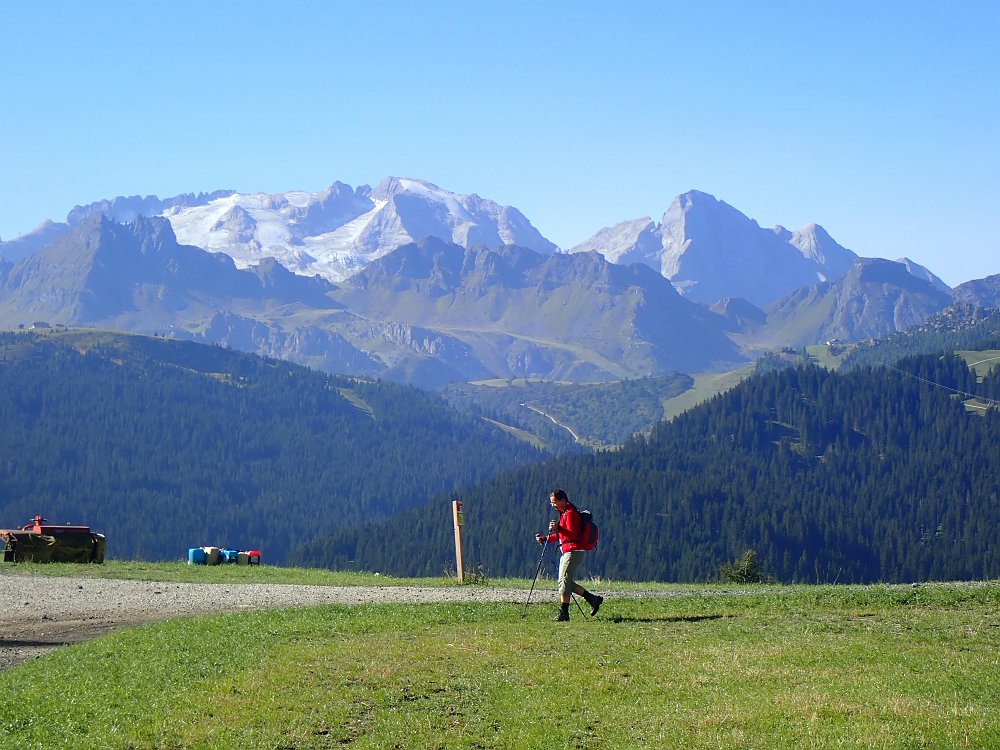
[298,352,1000,583]
[2,327,999,583]
[0,331,542,561]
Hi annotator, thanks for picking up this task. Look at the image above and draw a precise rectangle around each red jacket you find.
[545,503,586,552]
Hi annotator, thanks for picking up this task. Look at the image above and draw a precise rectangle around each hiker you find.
[535,489,603,621]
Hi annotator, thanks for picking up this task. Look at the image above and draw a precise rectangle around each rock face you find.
[755,258,955,348]
[952,273,1000,308]
[570,190,858,307]
[0,214,338,325]
[335,237,745,380]
[3,180,991,388]
[0,220,72,264]
[0,218,744,386]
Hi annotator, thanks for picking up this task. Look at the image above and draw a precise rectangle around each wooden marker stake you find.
[452,499,465,583]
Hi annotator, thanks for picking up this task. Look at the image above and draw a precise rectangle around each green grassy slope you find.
[1,580,996,749]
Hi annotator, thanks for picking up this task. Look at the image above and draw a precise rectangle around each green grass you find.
[956,350,1000,380]
[0,560,457,587]
[482,416,550,451]
[661,366,753,422]
[0,560,683,592]
[806,342,856,370]
[2,581,998,749]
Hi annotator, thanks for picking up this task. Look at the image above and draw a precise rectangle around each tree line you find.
[0,331,543,562]
[296,353,1000,583]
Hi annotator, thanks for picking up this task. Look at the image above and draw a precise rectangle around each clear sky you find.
[2,1,997,286]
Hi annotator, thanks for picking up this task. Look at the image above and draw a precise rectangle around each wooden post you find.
[452,499,465,583]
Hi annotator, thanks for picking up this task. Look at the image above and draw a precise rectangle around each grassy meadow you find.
[1,566,998,749]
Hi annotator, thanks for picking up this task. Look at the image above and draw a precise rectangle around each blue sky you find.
[2,1,997,286]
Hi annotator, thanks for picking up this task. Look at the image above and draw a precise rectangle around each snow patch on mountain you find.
[570,190,859,307]
[161,177,555,282]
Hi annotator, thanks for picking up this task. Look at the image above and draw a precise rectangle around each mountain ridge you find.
[750,257,956,349]
[0,215,991,388]
[3,179,974,309]
[569,190,859,306]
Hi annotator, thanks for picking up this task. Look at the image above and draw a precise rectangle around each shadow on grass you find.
[606,614,731,624]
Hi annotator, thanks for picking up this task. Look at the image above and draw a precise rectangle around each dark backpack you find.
[578,509,599,550]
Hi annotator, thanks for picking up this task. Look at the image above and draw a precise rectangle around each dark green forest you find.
[5,326,1000,584]
[295,353,1000,583]
[0,331,543,562]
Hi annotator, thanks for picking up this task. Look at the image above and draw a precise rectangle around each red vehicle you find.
[1,515,106,563]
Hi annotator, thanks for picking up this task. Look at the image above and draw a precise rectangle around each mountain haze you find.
[0,214,335,324]
[0,219,749,386]
[5,180,969,307]
[952,273,1000,308]
[334,237,744,379]
[0,179,992,387]
[752,258,955,348]
[570,190,859,307]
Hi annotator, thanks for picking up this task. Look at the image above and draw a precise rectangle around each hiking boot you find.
[587,594,604,617]
[555,603,570,621]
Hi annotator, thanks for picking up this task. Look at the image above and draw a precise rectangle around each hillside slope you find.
[0,330,543,562]
[298,353,1000,583]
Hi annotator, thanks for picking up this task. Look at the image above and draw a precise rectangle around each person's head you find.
[550,489,569,512]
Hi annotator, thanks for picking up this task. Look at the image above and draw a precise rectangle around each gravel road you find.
[0,574,561,672]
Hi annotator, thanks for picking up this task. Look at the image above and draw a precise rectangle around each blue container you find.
[187,547,207,565]
[222,549,239,563]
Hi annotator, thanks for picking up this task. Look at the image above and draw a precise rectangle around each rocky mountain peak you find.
[951,273,1000,308]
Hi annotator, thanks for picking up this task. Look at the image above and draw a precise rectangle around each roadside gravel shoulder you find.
[0,574,559,672]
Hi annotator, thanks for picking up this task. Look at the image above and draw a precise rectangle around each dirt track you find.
[0,574,560,671]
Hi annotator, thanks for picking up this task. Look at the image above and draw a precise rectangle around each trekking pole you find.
[522,535,550,617]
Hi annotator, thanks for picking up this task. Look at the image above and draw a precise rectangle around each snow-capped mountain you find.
[2,178,973,321]
[0,217,743,386]
[0,212,985,389]
[569,190,859,307]
[90,177,558,282]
